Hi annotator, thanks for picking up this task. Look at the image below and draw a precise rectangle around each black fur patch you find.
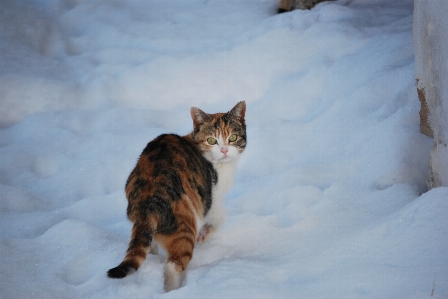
[138,196,178,235]
[107,261,137,279]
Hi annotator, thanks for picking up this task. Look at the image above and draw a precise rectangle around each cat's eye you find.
[207,137,217,145]
[228,134,237,142]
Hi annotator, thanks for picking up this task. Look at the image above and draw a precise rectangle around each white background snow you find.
[1,0,447,298]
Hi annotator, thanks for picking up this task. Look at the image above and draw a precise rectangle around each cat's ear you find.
[191,107,211,130]
[229,101,246,123]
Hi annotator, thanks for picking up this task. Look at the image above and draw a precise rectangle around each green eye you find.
[229,134,237,142]
[207,137,217,145]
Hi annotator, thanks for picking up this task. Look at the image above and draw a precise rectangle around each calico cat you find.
[107,101,246,292]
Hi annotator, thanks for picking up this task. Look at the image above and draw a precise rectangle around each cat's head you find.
[190,101,246,164]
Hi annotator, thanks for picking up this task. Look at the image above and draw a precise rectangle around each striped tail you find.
[107,223,153,279]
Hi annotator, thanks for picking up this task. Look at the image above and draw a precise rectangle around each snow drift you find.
[0,0,447,298]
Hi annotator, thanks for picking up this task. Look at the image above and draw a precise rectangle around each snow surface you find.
[1,0,447,298]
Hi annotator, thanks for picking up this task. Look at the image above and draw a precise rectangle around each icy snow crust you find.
[0,0,447,298]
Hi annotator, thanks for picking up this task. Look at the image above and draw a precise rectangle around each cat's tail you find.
[107,221,155,279]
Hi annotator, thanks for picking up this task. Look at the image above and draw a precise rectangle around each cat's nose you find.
[221,146,228,155]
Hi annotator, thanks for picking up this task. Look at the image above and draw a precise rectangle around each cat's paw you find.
[196,226,210,244]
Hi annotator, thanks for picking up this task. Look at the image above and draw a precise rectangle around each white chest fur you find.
[199,159,237,235]
[212,160,238,203]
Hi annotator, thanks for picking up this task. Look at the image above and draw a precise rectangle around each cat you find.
[107,101,246,292]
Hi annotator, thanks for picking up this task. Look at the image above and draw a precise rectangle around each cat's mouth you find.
[217,155,233,163]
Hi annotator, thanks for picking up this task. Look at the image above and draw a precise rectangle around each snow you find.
[0,0,447,298]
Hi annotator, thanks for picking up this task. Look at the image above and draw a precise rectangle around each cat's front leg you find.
[197,204,226,244]
[197,224,211,244]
